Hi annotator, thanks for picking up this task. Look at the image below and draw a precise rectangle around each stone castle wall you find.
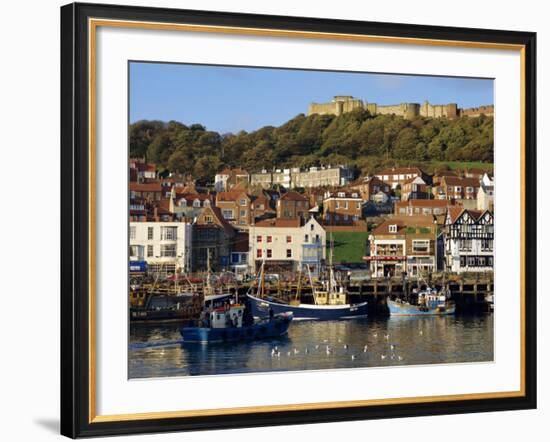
[308,96,491,120]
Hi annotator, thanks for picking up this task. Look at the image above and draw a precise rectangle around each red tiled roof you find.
[176,193,211,201]
[441,176,480,187]
[255,218,302,228]
[447,208,486,224]
[279,191,308,202]
[129,182,162,192]
[216,191,249,202]
[373,215,435,235]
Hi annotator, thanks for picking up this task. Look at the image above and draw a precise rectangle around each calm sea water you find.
[129,315,493,378]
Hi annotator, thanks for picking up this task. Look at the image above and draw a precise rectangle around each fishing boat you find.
[180,302,293,344]
[387,286,455,316]
[246,244,368,321]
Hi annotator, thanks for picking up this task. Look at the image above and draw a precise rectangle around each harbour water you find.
[129,314,493,378]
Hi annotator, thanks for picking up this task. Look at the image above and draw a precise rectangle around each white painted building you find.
[214,171,230,192]
[129,221,193,276]
[477,173,494,211]
[249,217,326,274]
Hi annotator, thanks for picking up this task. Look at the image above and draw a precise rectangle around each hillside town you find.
[129,158,494,282]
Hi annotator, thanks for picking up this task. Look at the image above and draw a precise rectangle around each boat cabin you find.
[313,286,347,305]
[210,304,244,328]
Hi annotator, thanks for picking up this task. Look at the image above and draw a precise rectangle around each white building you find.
[477,173,494,211]
[249,217,326,275]
[443,208,494,273]
[129,221,193,276]
[214,170,230,192]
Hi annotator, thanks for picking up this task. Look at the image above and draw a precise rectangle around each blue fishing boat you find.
[180,303,293,344]
[246,258,368,321]
[247,293,368,321]
[387,288,455,316]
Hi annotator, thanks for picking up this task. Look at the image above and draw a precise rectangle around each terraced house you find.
[322,190,363,225]
[433,176,480,201]
[365,215,438,277]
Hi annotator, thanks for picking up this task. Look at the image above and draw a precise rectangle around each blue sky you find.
[130,62,494,134]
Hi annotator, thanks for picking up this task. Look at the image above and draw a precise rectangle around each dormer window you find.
[338,192,345,198]
[193,199,201,207]
[389,224,398,233]
[352,192,358,198]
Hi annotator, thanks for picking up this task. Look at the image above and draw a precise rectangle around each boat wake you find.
[129,340,182,350]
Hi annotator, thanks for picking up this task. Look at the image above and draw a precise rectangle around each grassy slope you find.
[329,231,370,264]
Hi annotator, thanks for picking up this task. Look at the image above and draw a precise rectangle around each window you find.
[129,245,141,258]
[335,201,340,209]
[267,236,272,243]
[240,209,246,217]
[286,249,292,258]
[256,249,262,259]
[356,202,361,210]
[286,236,292,243]
[389,224,398,233]
[412,240,430,253]
[344,214,349,221]
[147,245,153,257]
[310,223,314,231]
[256,235,262,243]
[160,244,177,257]
[343,201,348,209]
[147,226,153,240]
[130,226,136,240]
[304,234,309,243]
[204,215,213,224]
[161,226,177,240]
[466,186,474,193]
[221,209,234,220]
[481,239,493,251]
[266,249,272,258]
[193,199,201,207]
[240,199,247,206]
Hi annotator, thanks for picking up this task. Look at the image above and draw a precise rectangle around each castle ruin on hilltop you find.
[307,95,494,119]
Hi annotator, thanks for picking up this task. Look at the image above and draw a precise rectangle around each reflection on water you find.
[129,315,493,378]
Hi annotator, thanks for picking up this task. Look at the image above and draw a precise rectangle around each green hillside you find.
[130,109,493,183]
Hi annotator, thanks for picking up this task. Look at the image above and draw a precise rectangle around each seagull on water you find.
[381,354,387,360]
[363,345,369,352]
[390,344,396,351]
[351,355,356,360]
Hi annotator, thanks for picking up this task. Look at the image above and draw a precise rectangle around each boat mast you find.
[306,264,318,305]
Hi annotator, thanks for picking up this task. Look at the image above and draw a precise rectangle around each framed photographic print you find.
[60,2,537,438]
